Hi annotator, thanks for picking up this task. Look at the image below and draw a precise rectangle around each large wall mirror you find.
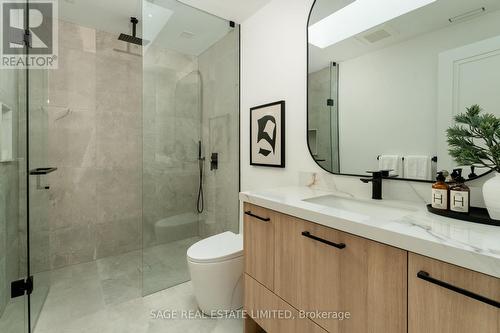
[307,0,500,181]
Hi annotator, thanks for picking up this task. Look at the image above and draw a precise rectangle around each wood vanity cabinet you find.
[243,203,500,333]
[408,253,500,333]
[244,203,277,290]
[243,203,407,333]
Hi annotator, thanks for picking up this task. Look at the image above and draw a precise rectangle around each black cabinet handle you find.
[245,211,270,222]
[417,271,500,308]
[301,231,346,249]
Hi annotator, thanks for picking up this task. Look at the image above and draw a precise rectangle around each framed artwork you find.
[250,100,285,167]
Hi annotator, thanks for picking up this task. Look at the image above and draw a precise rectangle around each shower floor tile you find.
[33,237,242,333]
[0,298,25,333]
[142,236,201,295]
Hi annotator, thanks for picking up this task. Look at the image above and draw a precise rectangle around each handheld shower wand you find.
[196,141,205,213]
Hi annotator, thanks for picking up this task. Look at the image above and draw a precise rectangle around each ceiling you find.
[309,0,500,72]
[178,0,271,22]
[59,0,142,36]
[58,0,270,56]
[144,0,230,55]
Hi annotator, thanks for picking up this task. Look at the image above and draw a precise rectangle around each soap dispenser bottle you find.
[450,170,470,213]
[432,171,449,210]
[449,168,461,185]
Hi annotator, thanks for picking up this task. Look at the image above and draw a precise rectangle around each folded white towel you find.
[404,155,431,180]
[378,155,401,176]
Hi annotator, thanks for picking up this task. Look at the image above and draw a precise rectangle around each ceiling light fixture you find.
[309,0,437,49]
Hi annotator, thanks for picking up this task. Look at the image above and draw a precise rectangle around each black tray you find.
[426,204,500,227]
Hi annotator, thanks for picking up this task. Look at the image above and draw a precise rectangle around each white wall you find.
[241,0,317,191]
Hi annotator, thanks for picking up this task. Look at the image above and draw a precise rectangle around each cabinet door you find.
[275,214,407,333]
[338,232,407,333]
[274,214,342,332]
[244,203,277,290]
[244,274,328,333]
[409,253,500,333]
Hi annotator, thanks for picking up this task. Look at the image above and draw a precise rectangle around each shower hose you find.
[197,159,204,213]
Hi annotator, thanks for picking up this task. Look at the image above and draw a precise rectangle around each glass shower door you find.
[0,61,29,333]
[0,1,34,332]
[0,0,52,331]
[26,66,50,332]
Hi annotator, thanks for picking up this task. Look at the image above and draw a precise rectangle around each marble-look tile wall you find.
[0,68,20,317]
[142,43,200,248]
[198,29,240,237]
[45,21,142,269]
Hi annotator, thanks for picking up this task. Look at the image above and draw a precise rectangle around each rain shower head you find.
[118,17,149,46]
[118,33,144,45]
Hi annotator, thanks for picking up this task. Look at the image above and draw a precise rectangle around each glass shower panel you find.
[198,24,240,237]
[0,58,28,333]
[142,64,202,295]
[26,67,50,331]
[308,62,340,172]
[142,0,239,295]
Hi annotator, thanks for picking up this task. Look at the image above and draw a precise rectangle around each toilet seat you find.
[187,231,243,264]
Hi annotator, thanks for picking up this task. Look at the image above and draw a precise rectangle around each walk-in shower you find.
[0,1,239,332]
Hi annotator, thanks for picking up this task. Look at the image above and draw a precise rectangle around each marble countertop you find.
[240,186,500,279]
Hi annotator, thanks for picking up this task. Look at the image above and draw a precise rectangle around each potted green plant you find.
[447,104,500,219]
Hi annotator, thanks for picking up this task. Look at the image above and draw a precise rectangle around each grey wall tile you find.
[49,224,96,269]
[95,168,141,224]
[48,167,97,231]
[95,217,141,259]
[45,23,142,270]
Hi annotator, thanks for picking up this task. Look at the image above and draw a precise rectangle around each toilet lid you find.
[187,232,243,263]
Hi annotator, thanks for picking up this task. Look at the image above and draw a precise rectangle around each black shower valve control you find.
[211,153,218,171]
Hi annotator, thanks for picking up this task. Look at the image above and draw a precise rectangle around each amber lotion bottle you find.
[432,172,449,210]
[450,174,470,213]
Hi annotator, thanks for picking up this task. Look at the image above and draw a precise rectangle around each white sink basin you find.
[303,194,418,221]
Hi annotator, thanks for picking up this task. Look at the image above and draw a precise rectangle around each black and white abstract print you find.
[250,101,285,167]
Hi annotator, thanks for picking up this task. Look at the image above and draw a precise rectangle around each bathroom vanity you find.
[240,187,500,333]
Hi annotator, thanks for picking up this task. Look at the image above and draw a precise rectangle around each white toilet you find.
[187,231,244,315]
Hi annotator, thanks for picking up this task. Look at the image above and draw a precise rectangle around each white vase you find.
[483,172,500,220]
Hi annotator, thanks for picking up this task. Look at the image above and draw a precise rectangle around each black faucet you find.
[360,170,396,200]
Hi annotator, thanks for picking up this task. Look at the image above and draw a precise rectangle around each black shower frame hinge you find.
[11,276,33,298]
[229,21,235,28]
[24,30,32,48]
